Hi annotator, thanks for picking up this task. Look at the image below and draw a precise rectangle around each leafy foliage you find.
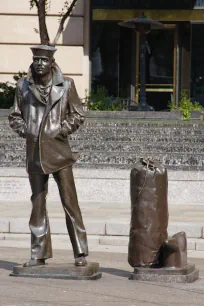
[30,0,37,9]
[59,1,72,19]
[169,91,204,120]
[0,72,27,109]
[85,86,124,111]
[30,0,51,14]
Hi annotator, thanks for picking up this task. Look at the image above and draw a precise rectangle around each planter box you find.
[87,111,183,120]
[0,109,9,117]
[191,110,204,120]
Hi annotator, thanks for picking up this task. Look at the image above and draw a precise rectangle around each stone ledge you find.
[86,111,183,120]
[1,168,204,206]
[1,167,204,181]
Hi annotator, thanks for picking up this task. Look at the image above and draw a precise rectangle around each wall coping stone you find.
[0,167,204,180]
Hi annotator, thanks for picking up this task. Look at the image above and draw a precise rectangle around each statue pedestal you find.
[130,264,199,283]
[10,263,102,280]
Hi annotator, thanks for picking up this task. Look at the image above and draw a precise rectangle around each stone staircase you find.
[1,112,204,170]
[0,201,204,254]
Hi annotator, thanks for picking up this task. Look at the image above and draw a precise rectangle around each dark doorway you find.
[191,24,204,106]
[136,26,175,111]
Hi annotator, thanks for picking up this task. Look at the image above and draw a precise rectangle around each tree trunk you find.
[38,0,50,45]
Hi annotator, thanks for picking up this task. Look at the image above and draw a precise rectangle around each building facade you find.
[91,0,204,110]
[0,0,90,100]
[1,0,204,110]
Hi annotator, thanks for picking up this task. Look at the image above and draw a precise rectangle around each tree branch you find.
[38,0,50,45]
[51,0,78,46]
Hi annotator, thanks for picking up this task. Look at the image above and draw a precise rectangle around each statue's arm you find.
[61,79,85,136]
[8,82,26,138]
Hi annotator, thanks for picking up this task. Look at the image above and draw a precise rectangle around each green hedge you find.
[0,72,26,109]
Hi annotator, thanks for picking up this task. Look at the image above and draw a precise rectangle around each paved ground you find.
[0,247,204,306]
[1,200,204,305]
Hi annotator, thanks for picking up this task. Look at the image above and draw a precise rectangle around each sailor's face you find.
[33,56,52,75]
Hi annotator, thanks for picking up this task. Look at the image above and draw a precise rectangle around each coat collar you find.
[27,63,65,105]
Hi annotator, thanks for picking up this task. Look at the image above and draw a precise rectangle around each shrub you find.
[169,91,204,120]
[85,86,124,111]
[0,72,26,109]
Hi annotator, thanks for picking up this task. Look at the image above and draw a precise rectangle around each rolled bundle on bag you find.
[128,158,169,268]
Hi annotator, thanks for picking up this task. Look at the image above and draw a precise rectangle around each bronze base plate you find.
[130,264,199,283]
[10,262,102,280]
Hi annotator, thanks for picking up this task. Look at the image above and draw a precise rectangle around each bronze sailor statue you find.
[9,44,88,267]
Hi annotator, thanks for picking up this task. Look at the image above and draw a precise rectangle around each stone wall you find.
[1,112,204,170]
[0,167,204,206]
[1,110,204,205]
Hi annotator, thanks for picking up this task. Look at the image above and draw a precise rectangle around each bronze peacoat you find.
[9,63,85,174]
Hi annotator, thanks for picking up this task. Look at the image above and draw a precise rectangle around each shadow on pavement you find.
[100,267,130,278]
[0,260,19,271]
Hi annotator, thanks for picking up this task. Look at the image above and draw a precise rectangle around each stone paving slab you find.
[1,247,204,306]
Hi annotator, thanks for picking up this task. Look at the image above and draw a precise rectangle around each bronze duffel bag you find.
[128,158,169,268]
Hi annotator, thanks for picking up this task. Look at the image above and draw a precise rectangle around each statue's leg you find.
[53,166,88,259]
[28,173,53,260]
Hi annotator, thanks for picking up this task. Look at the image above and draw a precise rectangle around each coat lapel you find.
[28,84,65,107]
[28,84,46,105]
[42,84,65,122]
[50,85,65,107]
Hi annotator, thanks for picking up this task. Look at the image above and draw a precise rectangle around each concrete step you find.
[0,233,100,245]
[79,129,204,137]
[99,236,204,251]
[2,120,204,132]
[2,128,204,139]
[4,140,204,151]
[70,135,204,143]
[2,118,204,170]
[1,233,204,253]
[3,139,204,154]
[2,152,204,170]
[105,220,204,238]
[75,152,204,170]
[0,218,203,239]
